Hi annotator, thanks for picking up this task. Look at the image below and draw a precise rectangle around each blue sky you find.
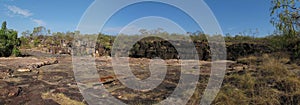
[0,0,274,37]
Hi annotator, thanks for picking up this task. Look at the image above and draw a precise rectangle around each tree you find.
[270,0,300,60]
[32,26,47,36]
[1,21,6,30]
[270,0,299,38]
[47,29,51,35]
[21,30,31,37]
[0,21,21,57]
[139,29,148,35]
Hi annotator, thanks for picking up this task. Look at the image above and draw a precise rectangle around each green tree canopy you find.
[1,21,6,30]
[0,21,21,57]
[271,0,299,38]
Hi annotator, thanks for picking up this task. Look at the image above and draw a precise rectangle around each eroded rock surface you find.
[0,51,249,105]
[0,56,84,105]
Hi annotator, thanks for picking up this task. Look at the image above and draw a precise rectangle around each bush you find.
[12,47,21,57]
[0,21,21,57]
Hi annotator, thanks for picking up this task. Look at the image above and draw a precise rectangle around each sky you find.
[0,0,275,37]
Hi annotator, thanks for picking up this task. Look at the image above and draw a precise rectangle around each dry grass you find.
[250,88,281,105]
[237,55,258,65]
[275,77,300,93]
[279,57,290,64]
[212,54,300,104]
[213,85,248,105]
[227,73,255,90]
[259,54,291,77]
[41,92,85,105]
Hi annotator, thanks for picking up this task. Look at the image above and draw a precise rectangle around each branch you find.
[280,4,300,10]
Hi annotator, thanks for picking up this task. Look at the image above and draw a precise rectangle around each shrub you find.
[0,21,21,57]
[12,47,21,57]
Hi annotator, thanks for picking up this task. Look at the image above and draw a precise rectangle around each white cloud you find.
[7,5,32,17]
[4,5,47,27]
[32,19,46,26]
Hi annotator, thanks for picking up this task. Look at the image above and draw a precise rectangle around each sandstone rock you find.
[26,64,36,70]
[24,59,58,70]
[36,62,45,68]
[43,61,50,65]
[17,68,31,72]
[50,59,59,64]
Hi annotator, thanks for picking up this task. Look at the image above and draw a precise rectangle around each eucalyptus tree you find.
[270,0,299,38]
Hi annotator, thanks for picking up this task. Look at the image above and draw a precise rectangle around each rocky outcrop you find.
[15,58,58,73]
[227,43,272,60]
[25,59,58,71]
[113,40,272,60]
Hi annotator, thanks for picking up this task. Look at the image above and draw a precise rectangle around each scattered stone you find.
[233,66,244,71]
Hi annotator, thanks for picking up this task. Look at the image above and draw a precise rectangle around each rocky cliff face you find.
[96,40,272,60]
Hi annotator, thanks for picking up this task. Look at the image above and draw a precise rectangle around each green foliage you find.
[269,0,300,59]
[270,0,299,39]
[12,47,21,57]
[20,36,30,48]
[286,39,300,59]
[0,21,21,57]
[266,35,289,50]
[189,31,208,42]
[292,42,300,58]
[32,26,47,36]
[97,33,114,48]
[33,38,41,47]
[1,21,6,30]
[266,34,300,59]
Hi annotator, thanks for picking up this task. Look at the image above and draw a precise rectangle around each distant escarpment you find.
[95,38,272,61]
